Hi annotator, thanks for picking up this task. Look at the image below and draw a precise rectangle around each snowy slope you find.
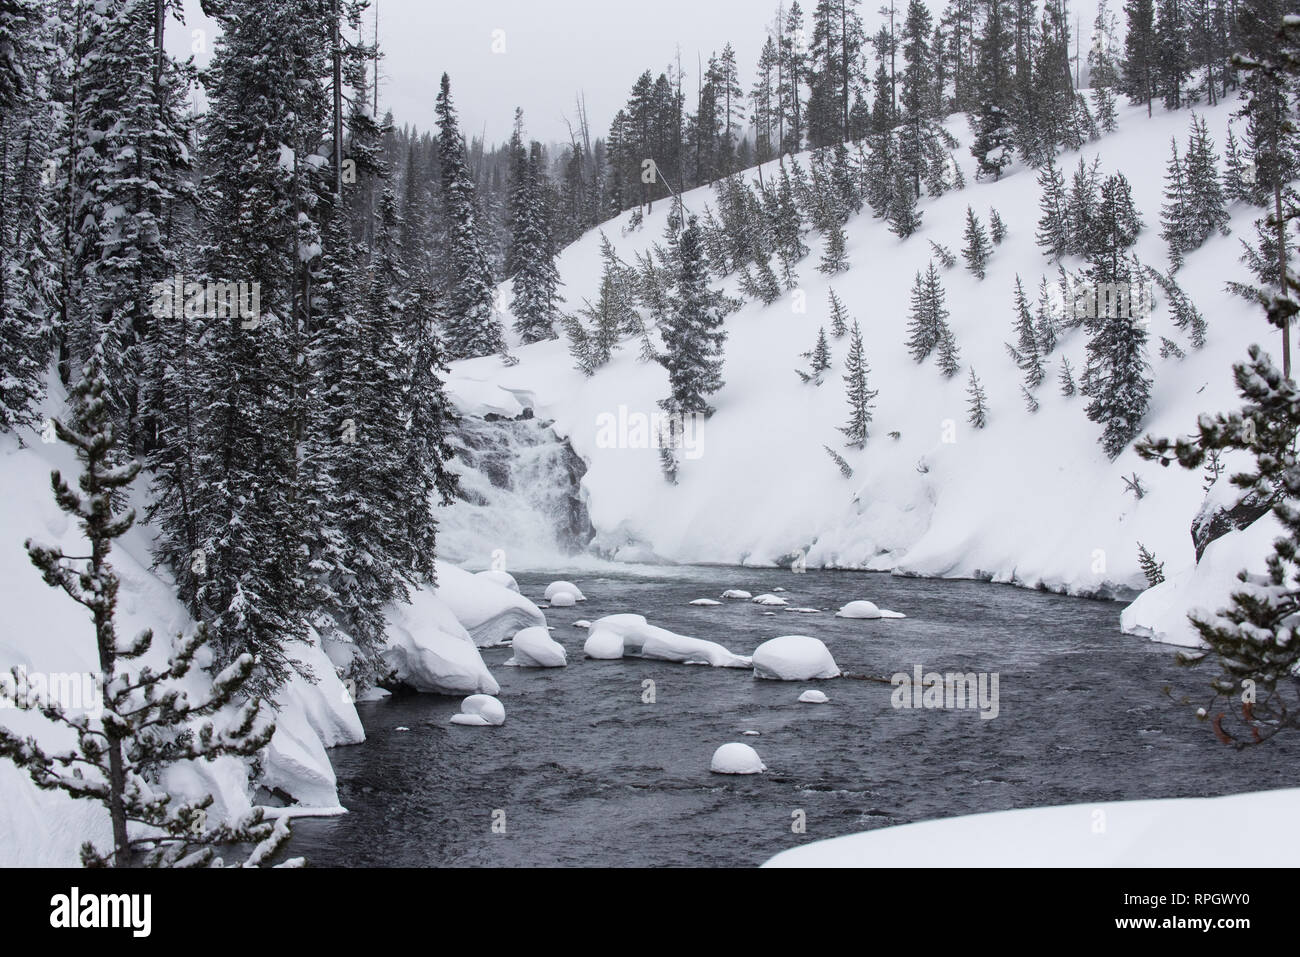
[446,99,1275,606]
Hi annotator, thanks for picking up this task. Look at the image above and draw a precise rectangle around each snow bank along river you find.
[288,567,1299,867]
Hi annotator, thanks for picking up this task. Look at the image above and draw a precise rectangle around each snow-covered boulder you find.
[691,598,722,606]
[584,614,750,668]
[721,589,752,600]
[835,600,906,620]
[506,626,568,668]
[475,569,520,593]
[261,636,364,809]
[752,593,788,606]
[752,636,840,681]
[450,694,506,727]
[383,586,500,695]
[573,620,591,629]
[545,580,586,602]
[798,690,830,704]
[710,743,766,774]
[1122,512,1282,647]
[583,627,625,659]
[548,591,578,607]
[436,561,546,648]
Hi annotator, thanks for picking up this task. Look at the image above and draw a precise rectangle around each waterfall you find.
[436,410,595,570]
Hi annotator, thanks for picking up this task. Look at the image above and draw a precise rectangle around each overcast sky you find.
[175,0,1103,147]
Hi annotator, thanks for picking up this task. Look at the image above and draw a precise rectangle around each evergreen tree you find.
[828,288,851,338]
[1136,342,1300,745]
[1122,0,1157,115]
[1183,113,1230,247]
[1036,156,1071,260]
[1092,85,1119,133]
[1006,275,1045,388]
[819,220,850,273]
[936,324,962,378]
[1154,0,1189,110]
[1066,156,1103,257]
[966,367,989,427]
[1160,137,1193,269]
[962,206,992,278]
[436,74,504,359]
[799,326,833,383]
[989,207,1007,245]
[906,261,953,362]
[1137,542,1166,586]
[1035,275,1062,353]
[840,319,878,447]
[511,141,563,343]
[886,165,924,238]
[1059,355,1077,395]
[658,217,727,416]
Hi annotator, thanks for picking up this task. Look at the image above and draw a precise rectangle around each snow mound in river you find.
[752,636,840,681]
[582,614,750,668]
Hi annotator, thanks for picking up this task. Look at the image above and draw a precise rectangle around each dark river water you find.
[288,566,1300,867]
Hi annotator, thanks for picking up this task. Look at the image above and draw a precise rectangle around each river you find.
[289,565,1298,867]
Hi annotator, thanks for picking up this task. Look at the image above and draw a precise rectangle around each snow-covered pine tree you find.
[824,444,854,478]
[1035,155,1071,261]
[0,0,53,433]
[1183,113,1230,248]
[1083,175,1151,459]
[989,207,1006,245]
[1059,355,1077,395]
[1122,0,1157,115]
[906,261,951,362]
[828,288,851,338]
[966,367,989,427]
[1136,542,1165,586]
[1153,0,1189,110]
[1092,85,1119,133]
[1146,264,1208,348]
[961,205,992,279]
[436,73,504,359]
[928,239,957,269]
[1159,335,1187,358]
[886,165,923,239]
[799,326,833,384]
[1160,137,1193,269]
[573,234,639,372]
[511,138,563,343]
[1035,275,1061,353]
[839,319,878,448]
[1136,342,1300,745]
[191,0,329,693]
[0,350,294,867]
[819,219,850,273]
[1006,275,1045,389]
[1021,384,1040,412]
[936,325,962,379]
[1064,157,1101,257]
[1221,125,1255,206]
[658,217,728,417]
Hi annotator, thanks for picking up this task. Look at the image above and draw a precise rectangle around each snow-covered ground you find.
[0,384,529,865]
[446,99,1275,613]
[763,787,1300,867]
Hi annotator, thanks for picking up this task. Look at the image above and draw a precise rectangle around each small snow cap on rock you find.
[711,742,766,775]
[545,581,586,602]
[450,694,506,726]
[691,598,722,606]
[573,620,591,629]
[475,570,520,593]
[753,635,841,681]
[799,690,830,704]
[506,627,567,668]
[835,600,906,619]
[549,591,578,607]
[721,589,752,600]
[752,594,788,606]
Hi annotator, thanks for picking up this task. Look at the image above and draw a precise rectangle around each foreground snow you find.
[763,788,1300,867]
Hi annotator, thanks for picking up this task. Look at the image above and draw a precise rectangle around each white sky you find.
[174,0,1103,147]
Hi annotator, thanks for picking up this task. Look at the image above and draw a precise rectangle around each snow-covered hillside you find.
[446,99,1274,612]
